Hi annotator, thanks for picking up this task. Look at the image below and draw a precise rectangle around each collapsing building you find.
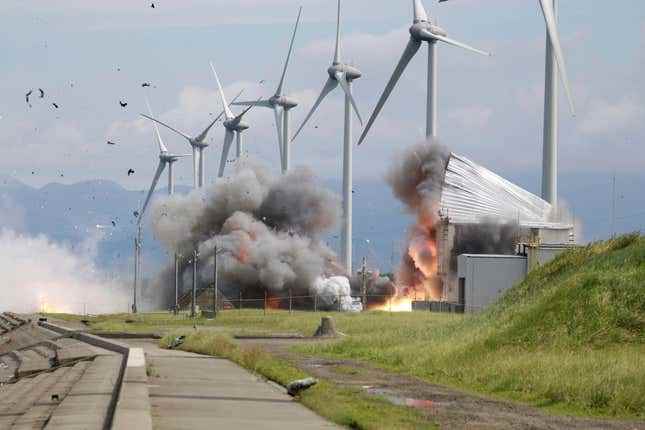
[435,153,573,307]
[388,148,574,312]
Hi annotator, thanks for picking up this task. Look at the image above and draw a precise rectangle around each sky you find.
[1,0,644,241]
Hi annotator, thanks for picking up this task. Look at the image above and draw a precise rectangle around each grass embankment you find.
[159,331,435,429]
[48,234,645,420]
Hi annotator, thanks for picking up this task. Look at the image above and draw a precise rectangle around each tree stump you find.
[313,316,338,338]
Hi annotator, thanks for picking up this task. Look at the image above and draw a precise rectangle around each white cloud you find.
[447,106,493,130]
[578,98,645,136]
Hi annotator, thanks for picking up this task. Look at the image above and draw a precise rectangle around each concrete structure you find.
[457,254,528,312]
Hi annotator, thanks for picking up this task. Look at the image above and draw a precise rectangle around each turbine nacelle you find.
[224,118,249,132]
[328,64,362,82]
[410,22,447,41]
[271,95,299,110]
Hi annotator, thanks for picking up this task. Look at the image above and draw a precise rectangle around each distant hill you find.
[0,176,413,279]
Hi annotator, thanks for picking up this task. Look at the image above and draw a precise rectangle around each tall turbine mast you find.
[437,0,575,208]
[233,7,303,174]
[292,0,363,273]
[358,0,490,145]
[210,62,259,178]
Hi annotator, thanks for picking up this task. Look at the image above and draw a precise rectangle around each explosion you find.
[372,141,451,311]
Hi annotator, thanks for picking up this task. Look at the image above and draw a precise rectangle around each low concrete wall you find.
[37,321,152,430]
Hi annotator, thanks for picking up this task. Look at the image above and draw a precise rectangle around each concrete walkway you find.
[122,339,337,430]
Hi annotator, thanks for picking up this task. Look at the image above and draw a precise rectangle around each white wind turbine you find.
[232,7,303,174]
[210,62,259,178]
[132,100,190,313]
[439,0,575,207]
[291,0,363,273]
[358,0,490,145]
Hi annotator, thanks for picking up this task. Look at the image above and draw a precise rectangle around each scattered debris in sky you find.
[52,103,59,109]
[38,88,45,98]
[142,82,151,88]
[107,140,117,145]
[127,169,135,176]
[25,90,33,105]
[119,100,128,108]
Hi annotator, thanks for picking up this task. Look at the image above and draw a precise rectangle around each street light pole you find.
[191,248,198,318]
[213,244,219,317]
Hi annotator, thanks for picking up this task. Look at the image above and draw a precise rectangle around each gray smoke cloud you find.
[150,160,346,305]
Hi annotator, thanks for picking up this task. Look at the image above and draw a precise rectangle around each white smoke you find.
[0,228,129,314]
[313,276,353,311]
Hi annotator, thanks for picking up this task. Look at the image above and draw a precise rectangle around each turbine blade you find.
[413,0,429,23]
[336,72,363,125]
[358,37,422,145]
[218,130,235,177]
[144,97,169,153]
[333,0,342,63]
[139,161,166,222]
[194,89,246,143]
[210,61,234,120]
[234,96,263,122]
[273,106,284,164]
[291,77,338,142]
[231,100,272,108]
[427,32,491,56]
[141,114,193,141]
[276,6,303,96]
[539,0,575,115]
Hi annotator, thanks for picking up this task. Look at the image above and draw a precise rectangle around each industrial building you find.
[435,153,575,310]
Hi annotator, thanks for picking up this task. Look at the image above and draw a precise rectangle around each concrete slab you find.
[112,348,153,430]
[129,340,337,430]
[44,355,121,430]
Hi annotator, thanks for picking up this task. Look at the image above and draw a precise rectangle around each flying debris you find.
[38,88,45,98]
[133,210,140,218]
[52,103,59,109]
[25,90,33,104]
[150,2,155,8]
[142,82,151,88]
[111,220,117,227]
[127,169,135,176]
[119,100,128,108]
[107,140,117,145]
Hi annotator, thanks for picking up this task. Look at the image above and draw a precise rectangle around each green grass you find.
[160,331,436,429]
[50,234,645,420]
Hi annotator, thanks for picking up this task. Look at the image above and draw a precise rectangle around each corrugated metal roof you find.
[439,153,571,230]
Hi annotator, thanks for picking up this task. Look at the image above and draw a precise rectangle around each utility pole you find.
[611,172,617,239]
[360,257,368,309]
[191,248,198,318]
[213,244,219,318]
[174,253,179,315]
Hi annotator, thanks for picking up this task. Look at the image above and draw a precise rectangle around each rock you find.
[286,378,318,396]
[313,316,338,338]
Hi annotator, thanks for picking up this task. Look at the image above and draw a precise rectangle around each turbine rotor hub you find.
[328,64,362,82]
[410,22,444,41]
[273,95,298,109]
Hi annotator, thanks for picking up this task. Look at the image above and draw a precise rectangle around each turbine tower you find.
[141,106,223,189]
[292,0,363,273]
[133,101,190,313]
[232,7,303,174]
[358,0,490,145]
[210,62,258,178]
[438,0,575,207]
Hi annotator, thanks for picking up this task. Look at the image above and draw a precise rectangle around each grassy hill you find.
[49,234,645,420]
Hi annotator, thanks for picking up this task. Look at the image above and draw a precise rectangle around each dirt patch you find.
[235,338,645,430]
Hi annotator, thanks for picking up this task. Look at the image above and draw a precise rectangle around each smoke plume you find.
[0,228,129,314]
[150,161,348,307]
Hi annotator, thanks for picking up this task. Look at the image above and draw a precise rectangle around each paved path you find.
[122,339,338,430]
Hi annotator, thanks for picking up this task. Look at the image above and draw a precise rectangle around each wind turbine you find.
[132,100,190,313]
[438,0,575,208]
[358,0,490,145]
[232,7,303,174]
[291,0,363,273]
[210,62,259,178]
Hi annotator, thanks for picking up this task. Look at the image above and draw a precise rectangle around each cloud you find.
[578,98,645,136]
[447,106,493,130]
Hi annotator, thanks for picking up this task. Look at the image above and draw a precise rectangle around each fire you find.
[371,296,413,312]
[379,205,442,311]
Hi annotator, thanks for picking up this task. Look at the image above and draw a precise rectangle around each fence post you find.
[264,290,267,316]
[239,290,242,314]
[338,294,341,312]
[289,289,293,314]
[314,294,318,313]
